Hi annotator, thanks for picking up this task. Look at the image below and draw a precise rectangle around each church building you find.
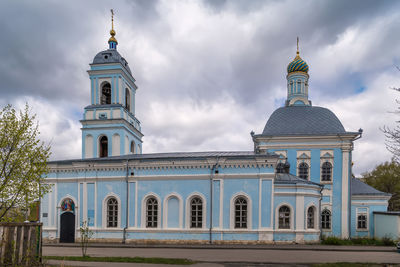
[41,16,390,243]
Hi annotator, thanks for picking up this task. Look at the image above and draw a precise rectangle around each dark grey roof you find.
[351,178,391,196]
[275,173,323,187]
[92,49,132,75]
[261,106,349,136]
[50,151,277,165]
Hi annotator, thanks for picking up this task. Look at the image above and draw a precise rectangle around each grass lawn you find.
[312,263,395,267]
[44,255,195,265]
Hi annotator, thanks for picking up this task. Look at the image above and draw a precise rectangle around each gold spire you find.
[295,37,301,59]
[108,9,118,45]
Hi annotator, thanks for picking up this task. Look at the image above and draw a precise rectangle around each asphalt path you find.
[43,246,400,265]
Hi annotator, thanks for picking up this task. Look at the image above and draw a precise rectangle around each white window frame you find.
[102,193,122,229]
[356,207,369,231]
[141,193,161,229]
[320,150,334,184]
[305,204,318,230]
[230,192,252,230]
[275,203,294,230]
[297,151,311,180]
[321,207,332,231]
[185,192,207,230]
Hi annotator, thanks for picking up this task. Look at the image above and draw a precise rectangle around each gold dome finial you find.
[108,9,118,46]
[297,37,299,55]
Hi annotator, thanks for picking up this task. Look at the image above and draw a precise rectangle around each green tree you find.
[0,104,51,221]
[363,159,400,211]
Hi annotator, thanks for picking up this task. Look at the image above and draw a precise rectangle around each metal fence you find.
[0,222,42,266]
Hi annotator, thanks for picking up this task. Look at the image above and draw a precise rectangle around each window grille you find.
[278,206,290,229]
[357,214,367,229]
[298,162,309,180]
[321,162,332,181]
[307,206,315,229]
[234,197,247,229]
[321,209,331,229]
[146,197,158,228]
[190,197,203,228]
[107,198,118,227]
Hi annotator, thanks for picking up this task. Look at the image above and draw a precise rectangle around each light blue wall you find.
[167,197,179,228]
[87,183,95,226]
[374,214,399,240]
[350,201,388,238]
[223,178,259,229]
[261,180,273,228]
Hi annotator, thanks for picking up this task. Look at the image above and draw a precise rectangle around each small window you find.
[357,214,367,230]
[190,197,203,228]
[234,197,247,229]
[297,80,301,93]
[146,197,158,228]
[278,206,290,229]
[321,209,331,230]
[125,88,131,112]
[298,162,309,180]
[99,136,108,158]
[321,162,332,181]
[307,206,315,229]
[100,82,111,105]
[107,198,118,228]
[276,163,285,174]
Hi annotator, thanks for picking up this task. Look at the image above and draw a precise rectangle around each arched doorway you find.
[60,198,75,243]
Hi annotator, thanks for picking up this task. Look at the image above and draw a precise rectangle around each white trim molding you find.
[163,193,183,229]
[229,192,252,230]
[185,192,207,230]
[102,193,122,229]
[275,202,294,231]
[141,193,161,229]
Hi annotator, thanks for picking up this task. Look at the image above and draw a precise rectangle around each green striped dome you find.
[287,54,309,74]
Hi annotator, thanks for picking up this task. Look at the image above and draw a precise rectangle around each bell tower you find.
[81,10,143,159]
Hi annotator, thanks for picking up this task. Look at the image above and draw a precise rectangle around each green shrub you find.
[321,236,396,246]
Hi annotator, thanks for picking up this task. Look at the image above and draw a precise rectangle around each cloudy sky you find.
[0,0,399,175]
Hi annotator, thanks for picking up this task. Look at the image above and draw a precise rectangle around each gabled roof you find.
[275,172,322,187]
[351,178,391,196]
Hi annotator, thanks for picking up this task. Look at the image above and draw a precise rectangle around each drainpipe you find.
[122,159,129,244]
[319,186,323,241]
[209,157,219,244]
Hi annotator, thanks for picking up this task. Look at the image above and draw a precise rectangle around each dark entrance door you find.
[60,212,75,243]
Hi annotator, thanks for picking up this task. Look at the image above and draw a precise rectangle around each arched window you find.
[125,88,130,112]
[99,136,108,158]
[107,198,118,227]
[190,197,203,228]
[298,162,309,180]
[100,82,111,105]
[146,197,158,228]
[130,141,135,154]
[357,214,367,229]
[234,197,247,228]
[321,162,332,181]
[276,163,285,174]
[321,209,331,229]
[297,80,301,93]
[307,206,315,229]
[290,81,293,94]
[278,205,290,229]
